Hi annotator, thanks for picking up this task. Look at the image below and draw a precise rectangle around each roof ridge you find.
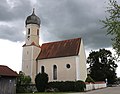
[0,65,7,67]
[42,37,81,45]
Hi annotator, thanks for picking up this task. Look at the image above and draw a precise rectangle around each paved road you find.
[65,87,120,94]
[86,87,120,94]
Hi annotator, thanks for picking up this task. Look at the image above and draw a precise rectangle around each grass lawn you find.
[17,92,84,94]
[17,92,71,94]
[17,92,60,94]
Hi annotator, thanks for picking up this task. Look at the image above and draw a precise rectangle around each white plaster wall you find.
[22,46,33,76]
[76,39,87,81]
[38,56,77,82]
[26,24,40,46]
[86,82,106,91]
[22,45,40,82]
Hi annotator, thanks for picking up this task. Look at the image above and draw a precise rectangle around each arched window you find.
[41,66,45,73]
[53,65,57,80]
[28,28,30,35]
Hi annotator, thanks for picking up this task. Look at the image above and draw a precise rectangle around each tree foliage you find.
[16,71,31,93]
[102,0,120,57]
[35,72,49,92]
[87,49,118,84]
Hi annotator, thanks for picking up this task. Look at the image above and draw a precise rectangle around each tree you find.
[35,72,49,92]
[16,71,31,93]
[102,0,120,57]
[87,49,118,84]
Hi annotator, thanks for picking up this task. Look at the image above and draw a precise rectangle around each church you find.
[22,9,87,83]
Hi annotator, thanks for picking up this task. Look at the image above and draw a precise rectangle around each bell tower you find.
[25,8,40,46]
[22,9,41,82]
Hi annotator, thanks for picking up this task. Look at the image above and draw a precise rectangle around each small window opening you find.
[66,64,70,69]
[41,66,45,73]
[28,28,30,35]
[53,65,57,80]
[37,29,39,35]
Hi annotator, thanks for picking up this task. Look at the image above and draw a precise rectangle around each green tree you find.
[17,71,31,85]
[35,72,49,92]
[16,71,31,93]
[87,49,118,84]
[102,0,120,57]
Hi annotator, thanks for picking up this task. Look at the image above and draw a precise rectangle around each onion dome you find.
[25,9,41,26]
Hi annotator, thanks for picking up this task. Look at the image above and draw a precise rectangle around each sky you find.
[0,0,120,77]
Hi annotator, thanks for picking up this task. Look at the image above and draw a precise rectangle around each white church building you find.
[22,10,87,83]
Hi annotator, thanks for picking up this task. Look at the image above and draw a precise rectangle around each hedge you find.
[48,80,86,92]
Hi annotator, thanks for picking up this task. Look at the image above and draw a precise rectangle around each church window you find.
[37,29,39,35]
[53,65,57,80]
[28,28,30,35]
[41,66,45,73]
[66,64,70,69]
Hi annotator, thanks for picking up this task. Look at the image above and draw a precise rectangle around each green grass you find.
[17,92,71,94]
[17,93,61,94]
[17,92,61,94]
[17,92,84,94]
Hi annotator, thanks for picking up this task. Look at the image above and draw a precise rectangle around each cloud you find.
[37,0,112,50]
[0,0,114,49]
[0,0,32,42]
[0,24,24,42]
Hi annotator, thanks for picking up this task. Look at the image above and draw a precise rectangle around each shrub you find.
[48,80,86,92]
[75,80,86,92]
[35,72,49,92]
[16,71,32,93]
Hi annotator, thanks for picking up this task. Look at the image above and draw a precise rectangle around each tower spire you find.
[32,8,35,14]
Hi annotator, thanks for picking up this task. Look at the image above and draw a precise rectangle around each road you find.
[86,87,120,94]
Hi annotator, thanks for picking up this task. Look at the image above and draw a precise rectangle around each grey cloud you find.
[0,0,13,21]
[0,0,32,42]
[0,0,31,21]
[37,0,111,50]
[0,25,24,42]
[0,0,113,50]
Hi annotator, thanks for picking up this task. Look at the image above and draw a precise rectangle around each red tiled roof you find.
[37,38,81,59]
[0,65,18,77]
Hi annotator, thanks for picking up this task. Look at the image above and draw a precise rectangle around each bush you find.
[16,71,32,93]
[35,72,48,92]
[48,80,86,92]
[75,80,86,92]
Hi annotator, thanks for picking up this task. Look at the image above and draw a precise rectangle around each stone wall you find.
[86,82,107,91]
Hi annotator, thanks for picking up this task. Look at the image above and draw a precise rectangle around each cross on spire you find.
[32,8,35,14]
